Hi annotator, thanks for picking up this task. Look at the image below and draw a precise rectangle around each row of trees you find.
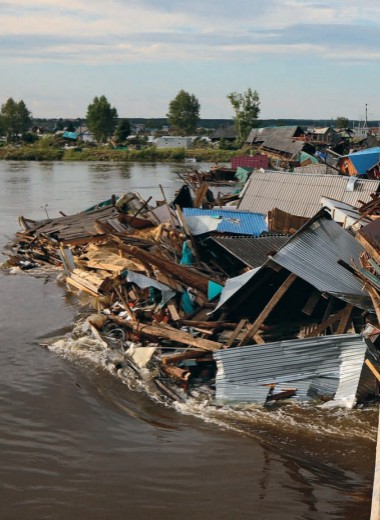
[0,93,353,147]
[85,88,261,144]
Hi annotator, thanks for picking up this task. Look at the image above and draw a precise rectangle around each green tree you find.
[167,90,200,135]
[86,95,118,143]
[0,97,32,142]
[227,88,260,144]
[115,118,131,143]
[336,116,349,129]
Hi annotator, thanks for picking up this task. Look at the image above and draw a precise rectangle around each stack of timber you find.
[4,184,380,409]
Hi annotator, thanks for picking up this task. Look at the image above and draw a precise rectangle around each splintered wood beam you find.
[302,290,321,316]
[110,238,211,295]
[356,233,380,267]
[365,359,380,383]
[238,273,297,346]
[226,319,247,348]
[304,308,346,338]
[335,304,353,334]
[110,315,223,351]
[194,182,210,208]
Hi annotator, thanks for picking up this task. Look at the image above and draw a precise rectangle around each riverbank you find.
[0,144,246,163]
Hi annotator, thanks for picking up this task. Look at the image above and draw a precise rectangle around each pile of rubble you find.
[5,176,380,409]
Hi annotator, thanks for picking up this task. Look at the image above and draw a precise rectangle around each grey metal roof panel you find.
[271,216,372,309]
[213,334,376,407]
[211,235,291,268]
[238,171,380,217]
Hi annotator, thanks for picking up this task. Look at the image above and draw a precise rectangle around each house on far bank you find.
[75,126,95,143]
[209,125,236,143]
[155,136,193,149]
[306,127,340,147]
[245,125,314,162]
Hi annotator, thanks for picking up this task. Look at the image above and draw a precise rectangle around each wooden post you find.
[238,273,297,346]
[336,304,353,334]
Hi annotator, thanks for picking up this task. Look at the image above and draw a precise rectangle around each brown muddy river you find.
[0,161,376,519]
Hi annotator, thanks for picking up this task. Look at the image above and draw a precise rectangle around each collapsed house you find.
[4,176,380,410]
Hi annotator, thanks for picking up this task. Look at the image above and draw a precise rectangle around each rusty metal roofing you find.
[238,170,380,217]
[271,215,372,310]
[213,334,379,408]
[211,235,291,268]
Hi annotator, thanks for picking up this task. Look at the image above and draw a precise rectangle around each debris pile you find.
[4,175,380,409]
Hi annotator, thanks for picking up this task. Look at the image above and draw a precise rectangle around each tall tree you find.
[115,118,131,143]
[167,90,200,136]
[0,98,32,142]
[86,95,118,143]
[227,88,260,144]
[336,116,349,129]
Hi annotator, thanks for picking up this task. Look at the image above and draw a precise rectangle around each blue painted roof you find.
[63,131,78,139]
[182,208,267,236]
[345,147,380,174]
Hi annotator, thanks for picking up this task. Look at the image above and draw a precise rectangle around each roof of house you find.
[270,214,370,309]
[237,170,380,217]
[310,127,333,135]
[210,125,236,140]
[339,147,380,175]
[246,125,304,145]
[260,135,305,158]
[182,208,267,236]
[210,235,291,268]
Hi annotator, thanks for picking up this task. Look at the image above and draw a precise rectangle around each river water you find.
[0,160,377,520]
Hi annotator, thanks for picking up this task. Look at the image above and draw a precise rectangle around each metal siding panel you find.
[214,335,374,406]
[272,217,371,308]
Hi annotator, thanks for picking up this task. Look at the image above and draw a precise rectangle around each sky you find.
[0,0,379,121]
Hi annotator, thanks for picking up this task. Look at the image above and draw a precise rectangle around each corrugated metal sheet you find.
[271,216,372,309]
[182,208,267,236]
[238,170,380,217]
[231,155,269,169]
[213,334,378,407]
[293,164,331,175]
[213,268,260,312]
[211,235,291,268]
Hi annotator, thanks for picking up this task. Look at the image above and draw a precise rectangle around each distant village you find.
[26,116,380,177]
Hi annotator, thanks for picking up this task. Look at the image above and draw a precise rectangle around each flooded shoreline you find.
[0,161,375,519]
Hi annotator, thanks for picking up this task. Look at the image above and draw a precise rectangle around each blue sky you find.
[0,0,379,120]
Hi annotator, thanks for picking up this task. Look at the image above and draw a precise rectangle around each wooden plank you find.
[302,290,321,315]
[110,315,223,351]
[226,319,247,348]
[335,304,353,334]
[238,273,297,346]
[304,309,346,338]
[193,182,210,208]
[365,359,380,383]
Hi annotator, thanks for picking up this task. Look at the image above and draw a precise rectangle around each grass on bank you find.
[0,143,250,163]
